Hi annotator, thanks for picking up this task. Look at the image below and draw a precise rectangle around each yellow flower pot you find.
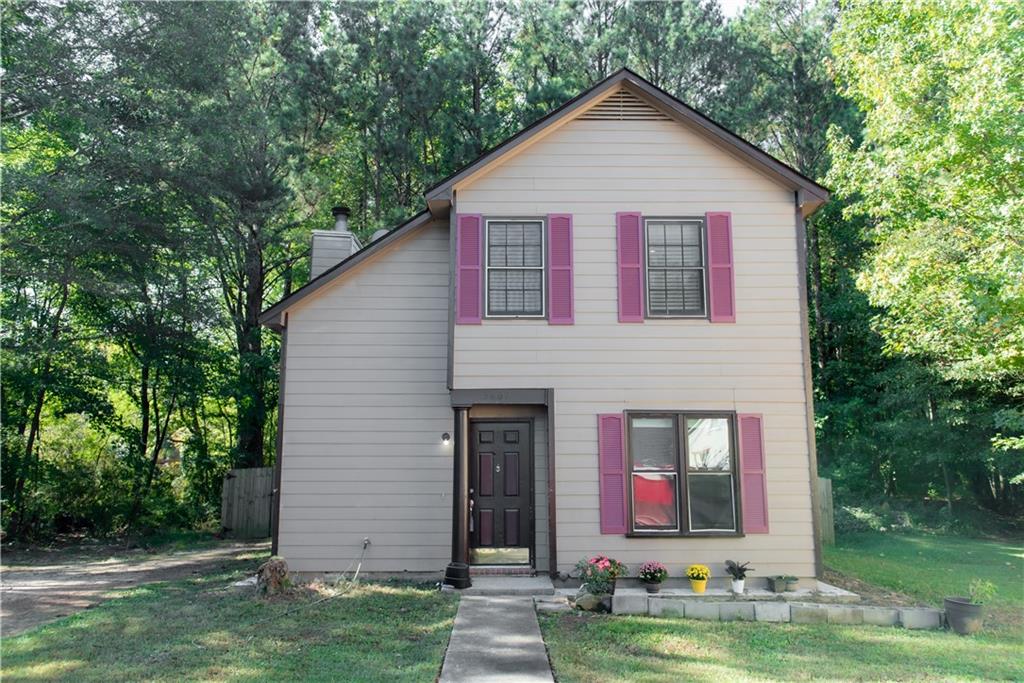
[690,578,707,594]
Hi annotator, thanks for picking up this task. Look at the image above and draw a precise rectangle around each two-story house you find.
[259,69,829,587]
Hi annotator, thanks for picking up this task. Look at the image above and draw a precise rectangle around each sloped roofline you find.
[259,210,434,330]
[261,68,831,330]
[424,67,830,210]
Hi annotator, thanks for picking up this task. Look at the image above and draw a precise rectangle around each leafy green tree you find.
[827,0,1023,511]
[829,0,1024,391]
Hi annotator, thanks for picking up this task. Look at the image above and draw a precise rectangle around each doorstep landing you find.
[461,575,555,596]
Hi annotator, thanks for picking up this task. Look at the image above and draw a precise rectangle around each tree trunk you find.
[235,225,267,468]
[9,279,70,538]
[942,463,955,516]
[128,376,176,530]
[806,215,826,371]
[471,73,483,156]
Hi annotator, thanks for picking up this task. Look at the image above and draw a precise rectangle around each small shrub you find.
[969,579,997,605]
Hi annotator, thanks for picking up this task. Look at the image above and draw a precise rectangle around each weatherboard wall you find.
[453,114,817,577]
[277,220,453,573]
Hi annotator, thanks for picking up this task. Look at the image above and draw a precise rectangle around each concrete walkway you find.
[440,596,554,683]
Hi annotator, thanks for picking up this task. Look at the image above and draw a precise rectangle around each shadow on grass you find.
[540,613,1024,683]
[3,565,458,683]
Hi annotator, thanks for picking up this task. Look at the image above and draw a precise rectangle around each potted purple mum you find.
[638,560,668,593]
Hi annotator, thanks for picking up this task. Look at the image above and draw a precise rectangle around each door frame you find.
[468,417,536,567]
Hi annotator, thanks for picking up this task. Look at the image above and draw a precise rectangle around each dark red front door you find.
[469,421,532,564]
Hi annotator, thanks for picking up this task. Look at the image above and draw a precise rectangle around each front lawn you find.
[2,562,458,682]
[539,613,1022,682]
[824,531,1023,632]
[540,531,1024,682]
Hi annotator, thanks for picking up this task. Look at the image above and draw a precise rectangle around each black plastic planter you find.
[944,597,984,635]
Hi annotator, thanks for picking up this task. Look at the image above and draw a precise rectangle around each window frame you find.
[643,216,709,319]
[483,217,547,319]
[624,410,744,537]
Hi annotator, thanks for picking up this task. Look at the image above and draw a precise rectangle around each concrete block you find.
[791,603,828,624]
[861,607,900,626]
[535,601,571,614]
[827,606,864,625]
[685,601,721,621]
[649,599,686,618]
[612,592,649,615]
[754,602,791,623]
[900,608,942,630]
[815,581,861,604]
[720,602,756,622]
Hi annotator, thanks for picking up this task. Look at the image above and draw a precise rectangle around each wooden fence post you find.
[817,476,835,545]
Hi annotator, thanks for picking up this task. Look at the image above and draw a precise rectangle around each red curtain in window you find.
[633,474,677,528]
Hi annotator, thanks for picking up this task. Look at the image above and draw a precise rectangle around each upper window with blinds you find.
[485,220,545,317]
[644,218,707,317]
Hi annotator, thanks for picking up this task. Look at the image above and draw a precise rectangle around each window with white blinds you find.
[485,220,545,317]
[644,218,707,317]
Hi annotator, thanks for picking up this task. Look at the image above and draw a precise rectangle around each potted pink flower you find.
[575,555,627,608]
[638,561,668,593]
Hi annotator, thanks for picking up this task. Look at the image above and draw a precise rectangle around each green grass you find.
[2,558,458,682]
[824,531,1023,631]
[540,613,1023,682]
[540,531,1024,681]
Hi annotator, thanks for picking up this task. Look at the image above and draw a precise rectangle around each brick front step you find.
[470,565,534,576]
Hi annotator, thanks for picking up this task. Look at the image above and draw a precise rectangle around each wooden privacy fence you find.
[816,476,835,545]
[221,467,274,538]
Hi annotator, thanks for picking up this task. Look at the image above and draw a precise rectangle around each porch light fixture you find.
[442,432,451,445]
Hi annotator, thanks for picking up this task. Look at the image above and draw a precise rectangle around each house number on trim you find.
[495,463,502,472]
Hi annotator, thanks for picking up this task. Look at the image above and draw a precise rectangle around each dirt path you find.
[1,539,269,637]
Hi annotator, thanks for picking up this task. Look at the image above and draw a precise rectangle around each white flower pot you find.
[731,579,745,594]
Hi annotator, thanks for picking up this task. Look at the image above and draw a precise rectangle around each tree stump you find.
[257,556,289,596]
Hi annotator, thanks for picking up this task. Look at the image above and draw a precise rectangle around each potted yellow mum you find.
[686,564,711,593]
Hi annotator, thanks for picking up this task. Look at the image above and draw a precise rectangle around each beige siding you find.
[279,220,453,573]
[454,116,816,577]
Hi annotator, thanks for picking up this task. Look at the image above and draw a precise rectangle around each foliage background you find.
[2,0,1021,539]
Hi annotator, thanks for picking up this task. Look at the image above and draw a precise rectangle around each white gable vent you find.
[579,90,670,121]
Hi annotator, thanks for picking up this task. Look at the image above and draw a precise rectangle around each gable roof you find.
[424,67,830,214]
[261,68,830,330]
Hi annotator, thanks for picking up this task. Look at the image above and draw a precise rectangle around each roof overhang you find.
[424,68,830,219]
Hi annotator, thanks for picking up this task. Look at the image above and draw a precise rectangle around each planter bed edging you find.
[603,595,943,630]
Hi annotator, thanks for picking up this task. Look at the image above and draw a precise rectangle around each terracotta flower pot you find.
[690,578,707,593]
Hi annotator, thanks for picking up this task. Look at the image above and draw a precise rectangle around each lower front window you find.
[627,412,739,535]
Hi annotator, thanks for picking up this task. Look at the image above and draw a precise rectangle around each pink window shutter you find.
[738,414,769,533]
[597,413,628,534]
[706,211,736,323]
[616,212,644,322]
[455,214,483,324]
[547,214,574,324]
